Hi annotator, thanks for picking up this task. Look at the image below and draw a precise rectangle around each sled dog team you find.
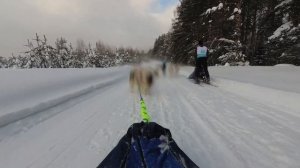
[129,63,180,94]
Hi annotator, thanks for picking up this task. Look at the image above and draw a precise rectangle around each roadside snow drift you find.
[0,67,129,127]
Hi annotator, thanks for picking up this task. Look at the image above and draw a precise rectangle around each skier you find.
[195,40,210,83]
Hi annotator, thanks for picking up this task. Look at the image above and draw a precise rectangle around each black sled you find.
[97,122,199,168]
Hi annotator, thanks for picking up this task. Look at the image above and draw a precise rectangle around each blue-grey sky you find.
[160,0,178,8]
[0,0,179,57]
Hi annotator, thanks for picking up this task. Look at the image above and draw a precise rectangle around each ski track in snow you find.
[0,66,300,168]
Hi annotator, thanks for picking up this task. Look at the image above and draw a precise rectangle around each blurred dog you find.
[129,67,154,95]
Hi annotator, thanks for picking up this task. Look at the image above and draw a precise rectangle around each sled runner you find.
[188,70,210,84]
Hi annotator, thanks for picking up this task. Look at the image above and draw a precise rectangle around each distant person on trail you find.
[162,60,167,76]
[195,40,210,83]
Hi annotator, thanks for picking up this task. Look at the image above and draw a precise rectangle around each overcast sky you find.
[0,0,178,57]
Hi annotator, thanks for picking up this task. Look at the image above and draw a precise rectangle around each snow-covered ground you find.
[0,65,299,168]
[209,66,300,93]
[0,67,129,127]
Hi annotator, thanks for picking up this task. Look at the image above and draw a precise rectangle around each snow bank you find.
[0,68,129,127]
[214,78,300,113]
[274,64,296,66]
[209,66,300,93]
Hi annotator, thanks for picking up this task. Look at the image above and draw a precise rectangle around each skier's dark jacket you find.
[97,122,199,168]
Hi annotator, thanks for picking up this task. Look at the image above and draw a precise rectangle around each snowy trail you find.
[0,67,300,168]
[149,77,300,168]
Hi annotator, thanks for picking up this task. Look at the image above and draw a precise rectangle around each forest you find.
[152,0,300,66]
[0,34,147,68]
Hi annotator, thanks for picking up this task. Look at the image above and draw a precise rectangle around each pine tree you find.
[171,0,213,64]
[55,37,70,68]
[0,56,7,68]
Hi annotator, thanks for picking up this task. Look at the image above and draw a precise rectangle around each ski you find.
[203,82,218,87]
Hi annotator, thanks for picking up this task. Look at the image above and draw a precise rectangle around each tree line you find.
[0,34,147,68]
[152,0,300,66]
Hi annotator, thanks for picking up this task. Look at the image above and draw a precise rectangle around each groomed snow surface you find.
[0,65,300,168]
